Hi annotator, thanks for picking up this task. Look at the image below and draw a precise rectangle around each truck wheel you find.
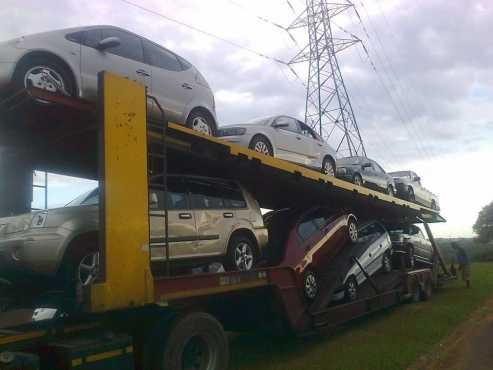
[153,312,229,370]
[224,235,256,271]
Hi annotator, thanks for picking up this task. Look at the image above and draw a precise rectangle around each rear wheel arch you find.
[322,155,336,174]
[186,106,217,133]
[227,228,259,255]
[14,50,79,93]
[57,231,99,272]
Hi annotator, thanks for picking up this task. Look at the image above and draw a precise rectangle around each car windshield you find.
[390,171,411,179]
[337,157,362,165]
[65,189,99,207]
[244,116,274,125]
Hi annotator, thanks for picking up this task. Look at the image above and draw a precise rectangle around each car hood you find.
[0,212,37,235]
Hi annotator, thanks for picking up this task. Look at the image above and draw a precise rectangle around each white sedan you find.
[216,115,338,175]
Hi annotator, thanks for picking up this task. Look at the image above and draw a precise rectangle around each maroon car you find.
[263,207,358,300]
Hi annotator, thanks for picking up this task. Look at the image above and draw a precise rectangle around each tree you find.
[474,201,493,243]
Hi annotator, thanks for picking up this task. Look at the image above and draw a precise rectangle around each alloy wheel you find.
[78,252,100,286]
[304,271,318,300]
[323,160,335,176]
[234,242,254,271]
[346,279,357,301]
[191,116,212,136]
[253,141,270,155]
[348,221,358,242]
[354,176,363,186]
[24,66,67,95]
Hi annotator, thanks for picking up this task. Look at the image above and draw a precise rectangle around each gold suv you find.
[0,175,268,287]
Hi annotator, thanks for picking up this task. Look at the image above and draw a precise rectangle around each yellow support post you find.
[88,72,154,312]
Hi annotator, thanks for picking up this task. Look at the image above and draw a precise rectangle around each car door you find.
[367,223,388,274]
[189,178,233,257]
[298,122,319,167]
[270,116,306,163]
[79,27,151,103]
[361,161,377,188]
[416,227,433,262]
[142,39,194,123]
[372,161,389,191]
[149,177,198,261]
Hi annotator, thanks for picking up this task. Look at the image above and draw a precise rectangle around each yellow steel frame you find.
[88,72,153,312]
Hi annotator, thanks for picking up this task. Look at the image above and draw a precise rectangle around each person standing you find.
[452,242,470,288]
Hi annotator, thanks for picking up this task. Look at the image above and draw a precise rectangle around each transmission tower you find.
[288,0,366,157]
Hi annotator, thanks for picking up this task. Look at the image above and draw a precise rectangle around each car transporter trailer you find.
[0,72,450,370]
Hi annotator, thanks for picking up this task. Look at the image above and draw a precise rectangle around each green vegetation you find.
[229,263,493,370]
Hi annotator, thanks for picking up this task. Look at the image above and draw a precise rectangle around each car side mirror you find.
[149,193,159,209]
[97,37,121,50]
[272,122,289,129]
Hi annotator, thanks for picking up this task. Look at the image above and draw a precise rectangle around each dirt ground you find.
[408,294,493,370]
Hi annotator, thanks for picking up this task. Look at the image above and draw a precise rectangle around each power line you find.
[355,1,435,161]
[119,0,288,65]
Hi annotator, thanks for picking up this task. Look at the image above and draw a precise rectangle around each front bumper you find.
[0,228,69,277]
[217,134,253,149]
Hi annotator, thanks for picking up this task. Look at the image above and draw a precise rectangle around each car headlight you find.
[31,212,48,228]
[217,127,247,136]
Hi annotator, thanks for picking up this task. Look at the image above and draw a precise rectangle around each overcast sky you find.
[3,0,493,237]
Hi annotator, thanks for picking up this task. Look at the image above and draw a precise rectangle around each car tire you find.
[13,55,75,100]
[408,187,416,202]
[224,235,256,272]
[347,218,358,243]
[382,251,392,273]
[407,245,415,269]
[303,268,318,301]
[249,135,273,156]
[387,185,395,197]
[420,279,433,301]
[186,110,215,136]
[321,157,336,176]
[353,174,363,187]
[344,276,358,302]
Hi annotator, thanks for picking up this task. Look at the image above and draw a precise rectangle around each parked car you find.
[336,156,395,195]
[263,206,358,301]
[0,25,217,135]
[216,115,338,175]
[386,223,434,268]
[332,221,393,302]
[389,171,440,210]
[0,175,268,287]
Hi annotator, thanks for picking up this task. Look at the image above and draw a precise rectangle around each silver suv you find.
[0,176,268,286]
[0,25,217,135]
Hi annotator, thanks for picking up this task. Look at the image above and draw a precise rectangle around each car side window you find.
[358,223,383,243]
[298,220,319,241]
[150,178,189,210]
[84,28,102,48]
[178,56,192,70]
[143,40,182,71]
[274,117,299,133]
[299,122,316,139]
[66,31,86,44]
[101,28,144,62]
[81,190,99,205]
[375,163,385,174]
[189,180,224,209]
[220,183,247,209]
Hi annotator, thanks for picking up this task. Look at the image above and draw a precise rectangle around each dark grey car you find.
[336,156,395,196]
[386,224,434,268]
[389,171,440,210]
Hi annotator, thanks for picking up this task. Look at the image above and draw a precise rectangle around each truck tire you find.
[153,312,229,370]
[420,279,433,301]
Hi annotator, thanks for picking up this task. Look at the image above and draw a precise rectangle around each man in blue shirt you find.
[452,242,470,288]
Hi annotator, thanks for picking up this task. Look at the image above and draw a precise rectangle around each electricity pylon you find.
[288,0,366,157]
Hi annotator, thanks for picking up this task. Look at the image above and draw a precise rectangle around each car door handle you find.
[223,212,234,218]
[182,83,193,90]
[136,69,150,77]
[318,143,323,147]
[296,136,301,140]
[178,213,192,220]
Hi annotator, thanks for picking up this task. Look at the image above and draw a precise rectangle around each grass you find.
[229,263,493,370]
